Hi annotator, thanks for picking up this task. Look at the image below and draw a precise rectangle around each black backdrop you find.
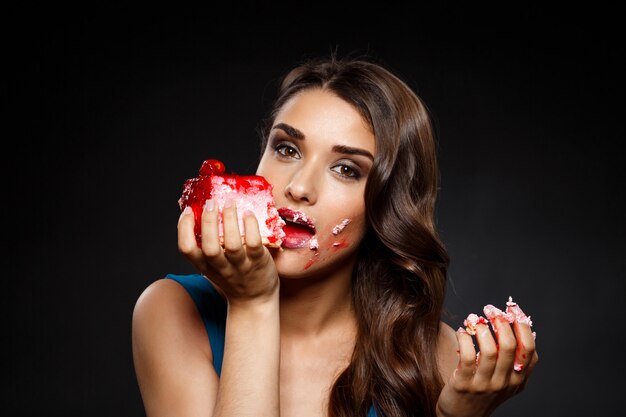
[4,3,624,416]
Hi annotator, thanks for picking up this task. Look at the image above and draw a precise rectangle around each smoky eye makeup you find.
[331,160,364,180]
[269,135,301,159]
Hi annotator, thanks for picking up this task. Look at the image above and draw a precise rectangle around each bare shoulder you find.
[132,278,218,416]
[436,321,459,382]
[132,277,212,360]
[133,277,196,318]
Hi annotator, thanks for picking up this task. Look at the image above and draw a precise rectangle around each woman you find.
[132,53,538,417]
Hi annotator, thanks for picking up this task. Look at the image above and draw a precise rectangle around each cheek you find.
[320,220,365,252]
[301,216,366,270]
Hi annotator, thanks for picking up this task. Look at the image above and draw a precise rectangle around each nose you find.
[284,164,318,205]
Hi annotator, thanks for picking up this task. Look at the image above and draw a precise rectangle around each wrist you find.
[227,287,280,315]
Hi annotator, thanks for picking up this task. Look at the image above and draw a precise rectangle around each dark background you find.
[4,2,624,416]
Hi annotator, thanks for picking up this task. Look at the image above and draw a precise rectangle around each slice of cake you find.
[178,159,286,248]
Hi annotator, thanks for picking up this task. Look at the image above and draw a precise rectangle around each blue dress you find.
[166,273,378,417]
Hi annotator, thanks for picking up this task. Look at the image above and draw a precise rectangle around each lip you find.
[277,207,316,231]
[278,207,316,249]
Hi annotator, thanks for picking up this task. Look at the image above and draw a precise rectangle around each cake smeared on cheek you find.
[332,239,348,249]
[329,219,351,250]
[332,218,351,235]
[304,253,320,270]
[297,218,359,271]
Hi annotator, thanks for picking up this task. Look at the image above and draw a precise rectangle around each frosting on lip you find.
[277,207,316,232]
[277,207,316,249]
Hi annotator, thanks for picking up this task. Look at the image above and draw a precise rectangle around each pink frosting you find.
[332,219,351,235]
[505,296,533,326]
[463,313,488,335]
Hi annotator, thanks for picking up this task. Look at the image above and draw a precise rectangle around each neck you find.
[278,257,356,338]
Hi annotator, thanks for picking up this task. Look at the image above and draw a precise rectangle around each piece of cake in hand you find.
[178,159,286,248]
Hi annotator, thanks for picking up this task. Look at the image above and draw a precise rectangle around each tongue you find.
[282,223,314,248]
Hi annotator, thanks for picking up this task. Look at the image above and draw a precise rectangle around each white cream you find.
[332,219,351,235]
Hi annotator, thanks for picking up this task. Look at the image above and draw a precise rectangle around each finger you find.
[473,323,498,387]
[491,317,517,387]
[222,199,246,264]
[506,299,535,373]
[517,350,539,393]
[201,199,230,270]
[512,319,536,374]
[455,328,477,384]
[178,206,201,256]
[178,206,206,268]
[243,210,265,260]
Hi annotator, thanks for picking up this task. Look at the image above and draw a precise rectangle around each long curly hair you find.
[258,53,450,417]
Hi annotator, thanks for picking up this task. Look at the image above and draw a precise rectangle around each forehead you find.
[273,89,376,155]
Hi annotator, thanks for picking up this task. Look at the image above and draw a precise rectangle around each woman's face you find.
[256,88,376,278]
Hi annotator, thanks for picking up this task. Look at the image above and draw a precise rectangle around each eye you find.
[331,164,361,180]
[275,143,301,159]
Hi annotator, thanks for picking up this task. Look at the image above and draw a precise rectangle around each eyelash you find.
[274,142,301,159]
[331,163,361,180]
[272,142,363,181]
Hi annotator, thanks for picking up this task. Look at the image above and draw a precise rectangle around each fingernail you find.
[483,304,514,322]
[483,304,514,333]
[204,199,215,212]
[223,198,233,209]
[179,206,192,223]
[513,363,524,372]
[463,313,488,336]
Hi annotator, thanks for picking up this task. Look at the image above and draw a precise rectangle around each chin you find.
[272,252,316,278]
[273,245,359,280]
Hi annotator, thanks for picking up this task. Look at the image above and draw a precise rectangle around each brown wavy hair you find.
[258,53,450,417]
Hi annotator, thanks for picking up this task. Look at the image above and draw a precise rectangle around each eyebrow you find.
[332,145,374,161]
[273,123,305,139]
[272,122,374,161]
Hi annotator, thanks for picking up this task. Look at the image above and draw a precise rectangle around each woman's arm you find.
[132,278,220,417]
[190,200,281,417]
[133,200,282,417]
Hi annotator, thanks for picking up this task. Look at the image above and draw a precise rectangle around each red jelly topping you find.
[199,159,225,176]
[178,159,285,247]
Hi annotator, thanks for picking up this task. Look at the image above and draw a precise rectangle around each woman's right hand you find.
[178,198,280,306]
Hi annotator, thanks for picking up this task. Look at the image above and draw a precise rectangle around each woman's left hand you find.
[435,312,539,417]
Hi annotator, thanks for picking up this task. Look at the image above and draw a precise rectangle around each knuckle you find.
[246,245,265,259]
[531,351,539,366]
[223,245,244,256]
[202,246,222,259]
[178,240,196,255]
[453,382,470,394]
[480,347,498,362]
[471,384,488,395]
[498,339,517,355]
[460,355,476,368]
[489,378,507,392]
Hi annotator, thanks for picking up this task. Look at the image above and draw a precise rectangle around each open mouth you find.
[278,208,316,232]
[278,208,316,249]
